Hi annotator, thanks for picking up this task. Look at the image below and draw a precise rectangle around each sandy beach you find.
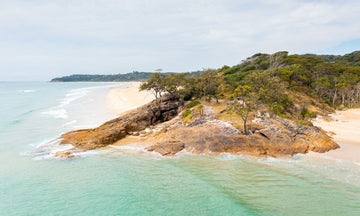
[312,109,360,162]
[105,82,155,116]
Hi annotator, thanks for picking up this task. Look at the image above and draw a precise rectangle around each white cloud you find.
[0,0,359,80]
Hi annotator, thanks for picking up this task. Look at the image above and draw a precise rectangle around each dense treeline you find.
[51,71,155,82]
[140,51,360,132]
[141,51,360,108]
[306,51,360,67]
[51,71,203,82]
[222,51,360,108]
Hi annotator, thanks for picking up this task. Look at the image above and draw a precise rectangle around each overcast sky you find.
[1,0,360,81]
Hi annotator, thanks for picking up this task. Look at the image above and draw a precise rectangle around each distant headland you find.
[50,71,203,82]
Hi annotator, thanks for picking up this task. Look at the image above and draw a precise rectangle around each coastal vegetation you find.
[140,51,360,128]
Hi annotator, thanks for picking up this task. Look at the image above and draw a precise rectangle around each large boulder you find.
[146,140,185,156]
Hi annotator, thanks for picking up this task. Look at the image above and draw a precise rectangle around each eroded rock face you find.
[60,95,184,150]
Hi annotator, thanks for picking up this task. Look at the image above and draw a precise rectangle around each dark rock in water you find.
[60,95,184,150]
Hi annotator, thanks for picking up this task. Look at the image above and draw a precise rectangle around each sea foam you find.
[22,89,36,93]
[22,138,75,160]
[42,108,68,119]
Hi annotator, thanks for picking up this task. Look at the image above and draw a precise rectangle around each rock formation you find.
[59,96,339,158]
[145,107,339,157]
[60,95,184,149]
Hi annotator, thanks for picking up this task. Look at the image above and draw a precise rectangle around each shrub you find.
[271,104,284,114]
[299,106,317,119]
[186,101,201,109]
[295,120,313,126]
[182,110,192,118]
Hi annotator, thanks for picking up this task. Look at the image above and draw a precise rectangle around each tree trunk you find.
[332,89,337,106]
[243,119,247,135]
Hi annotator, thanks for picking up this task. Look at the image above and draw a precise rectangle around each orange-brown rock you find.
[145,140,185,156]
[59,95,339,158]
[60,95,184,150]
[146,114,339,157]
[54,151,75,159]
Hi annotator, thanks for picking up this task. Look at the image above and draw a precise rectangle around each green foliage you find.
[244,70,287,105]
[139,72,190,98]
[295,119,314,126]
[227,98,255,135]
[299,106,316,119]
[271,104,284,115]
[197,69,222,102]
[219,65,230,73]
[139,72,165,99]
[186,101,201,109]
[182,110,192,118]
[138,50,360,112]
[162,72,189,96]
[223,65,241,75]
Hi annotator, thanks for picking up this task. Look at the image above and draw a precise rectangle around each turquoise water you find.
[1,82,360,215]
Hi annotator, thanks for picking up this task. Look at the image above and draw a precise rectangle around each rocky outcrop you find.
[59,96,339,158]
[60,95,184,149]
[146,110,339,157]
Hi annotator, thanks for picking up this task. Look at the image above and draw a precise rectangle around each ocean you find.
[0,82,360,216]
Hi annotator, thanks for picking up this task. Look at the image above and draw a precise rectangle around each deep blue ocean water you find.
[1,82,360,215]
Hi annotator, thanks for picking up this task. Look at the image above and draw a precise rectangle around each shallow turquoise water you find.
[1,82,360,215]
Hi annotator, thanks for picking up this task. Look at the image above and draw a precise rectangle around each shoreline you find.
[311,109,360,163]
[104,82,155,116]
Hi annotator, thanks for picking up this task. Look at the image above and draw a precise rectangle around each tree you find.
[199,69,221,102]
[227,92,257,135]
[162,72,189,96]
[139,72,165,99]
[244,71,287,105]
[312,77,331,103]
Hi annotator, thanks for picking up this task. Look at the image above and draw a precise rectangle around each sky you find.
[0,0,360,81]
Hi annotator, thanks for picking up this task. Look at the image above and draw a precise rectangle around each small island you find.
[55,51,360,158]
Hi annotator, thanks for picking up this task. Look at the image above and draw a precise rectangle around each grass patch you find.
[295,119,313,126]
[182,109,192,118]
[186,101,201,109]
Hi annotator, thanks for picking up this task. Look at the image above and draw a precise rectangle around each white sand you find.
[312,109,360,162]
[105,82,155,116]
